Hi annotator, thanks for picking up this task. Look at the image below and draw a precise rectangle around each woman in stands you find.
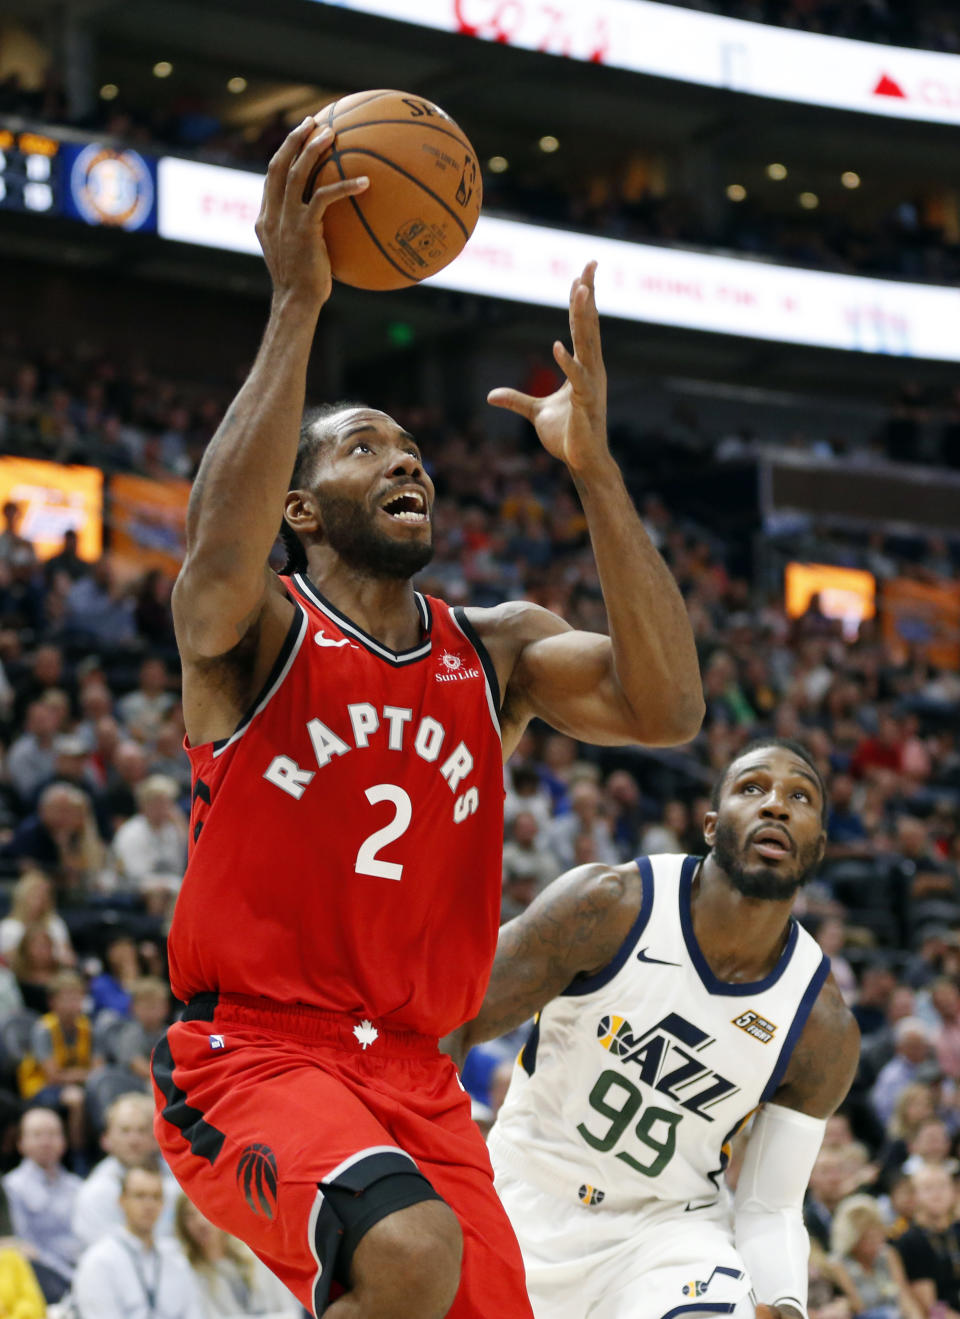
[174,1194,299,1317]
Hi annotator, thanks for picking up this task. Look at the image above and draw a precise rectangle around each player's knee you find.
[351,1198,462,1318]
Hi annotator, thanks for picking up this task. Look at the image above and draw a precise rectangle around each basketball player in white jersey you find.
[457,737,859,1319]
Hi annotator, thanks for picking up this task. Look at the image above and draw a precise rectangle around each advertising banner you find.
[0,457,102,561]
[785,562,876,639]
[882,578,960,670]
[322,0,960,127]
[109,473,190,577]
[156,159,960,362]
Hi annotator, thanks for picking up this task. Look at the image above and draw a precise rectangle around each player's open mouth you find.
[379,489,428,523]
[750,828,792,860]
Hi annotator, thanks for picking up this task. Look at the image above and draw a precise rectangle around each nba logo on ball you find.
[237,1143,279,1220]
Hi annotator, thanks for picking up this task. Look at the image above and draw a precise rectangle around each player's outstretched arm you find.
[459,862,640,1057]
[173,116,368,662]
[734,975,859,1319]
[487,262,704,749]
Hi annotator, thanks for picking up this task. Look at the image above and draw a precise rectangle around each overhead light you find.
[538,135,559,153]
[227,76,247,94]
[841,171,861,189]
[799,191,819,209]
[99,84,119,101]
[726,184,747,202]
[153,61,173,78]
[488,156,509,173]
[766,163,788,181]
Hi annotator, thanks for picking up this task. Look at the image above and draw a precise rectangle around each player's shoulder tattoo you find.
[777,973,860,1118]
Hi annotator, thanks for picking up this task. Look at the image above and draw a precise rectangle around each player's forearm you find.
[573,457,703,744]
[184,290,322,574]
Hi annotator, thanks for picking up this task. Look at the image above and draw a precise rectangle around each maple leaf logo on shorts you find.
[353,1019,379,1049]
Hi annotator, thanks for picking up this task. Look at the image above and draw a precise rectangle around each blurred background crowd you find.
[1,0,960,1313]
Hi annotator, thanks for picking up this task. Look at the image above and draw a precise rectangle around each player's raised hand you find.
[487,261,608,477]
[255,115,368,308]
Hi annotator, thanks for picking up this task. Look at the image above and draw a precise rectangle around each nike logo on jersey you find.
[314,630,352,648]
[636,948,680,967]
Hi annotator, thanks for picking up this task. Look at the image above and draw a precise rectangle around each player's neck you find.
[305,560,424,652]
[690,857,795,984]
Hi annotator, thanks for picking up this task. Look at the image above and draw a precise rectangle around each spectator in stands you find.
[6,699,59,805]
[830,1193,921,1319]
[545,779,618,869]
[11,923,60,1012]
[17,969,100,1161]
[5,782,108,892]
[174,1193,299,1317]
[117,658,174,745]
[63,557,136,648]
[902,1118,957,1178]
[501,813,559,905]
[639,799,691,854]
[101,740,149,830]
[2,1106,82,1298]
[11,645,72,726]
[0,870,74,966]
[88,933,140,1019]
[0,1244,45,1318]
[43,528,85,584]
[852,714,905,780]
[0,502,35,570]
[878,1084,938,1186]
[805,1146,854,1251]
[891,815,960,913]
[110,774,187,915]
[895,1165,960,1315]
[72,1163,203,1319]
[148,718,191,795]
[98,976,170,1085]
[872,1018,937,1126]
[930,978,960,1080]
[72,1092,178,1249]
[852,962,898,1039]
[814,918,857,1003]
[826,772,871,858]
[503,762,553,831]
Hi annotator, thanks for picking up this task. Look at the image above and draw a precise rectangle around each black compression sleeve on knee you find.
[323,1169,443,1289]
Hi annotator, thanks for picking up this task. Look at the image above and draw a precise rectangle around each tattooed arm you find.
[455,862,644,1060]
[775,973,860,1117]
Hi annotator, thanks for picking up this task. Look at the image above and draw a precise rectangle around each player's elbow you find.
[624,692,705,747]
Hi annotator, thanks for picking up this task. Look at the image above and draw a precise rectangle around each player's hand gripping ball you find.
[307,89,482,291]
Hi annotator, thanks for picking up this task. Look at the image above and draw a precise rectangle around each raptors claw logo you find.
[237,1143,278,1220]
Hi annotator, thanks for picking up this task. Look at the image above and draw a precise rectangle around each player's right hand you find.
[255,115,369,308]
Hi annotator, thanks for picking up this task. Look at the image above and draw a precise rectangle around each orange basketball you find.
[309,89,482,291]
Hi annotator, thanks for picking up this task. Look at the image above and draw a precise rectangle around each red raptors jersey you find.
[168,573,504,1038]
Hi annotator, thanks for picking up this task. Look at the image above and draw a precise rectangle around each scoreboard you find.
[0,126,157,230]
[0,128,61,215]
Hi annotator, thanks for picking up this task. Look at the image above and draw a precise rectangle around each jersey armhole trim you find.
[211,603,308,758]
[451,606,501,736]
[758,952,831,1104]
[560,855,654,997]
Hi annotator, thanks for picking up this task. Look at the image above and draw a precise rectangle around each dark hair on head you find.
[277,401,369,575]
[710,736,829,825]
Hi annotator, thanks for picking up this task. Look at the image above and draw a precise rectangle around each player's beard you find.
[711,818,822,901]
[316,491,434,580]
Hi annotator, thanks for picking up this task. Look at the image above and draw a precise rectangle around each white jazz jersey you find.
[490,853,829,1218]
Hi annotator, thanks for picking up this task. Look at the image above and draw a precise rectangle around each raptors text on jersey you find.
[168,575,504,1038]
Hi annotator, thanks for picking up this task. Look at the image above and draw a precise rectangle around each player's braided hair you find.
[277,401,368,575]
[710,736,830,824]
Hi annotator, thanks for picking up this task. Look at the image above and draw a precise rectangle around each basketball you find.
[308,89,482,291]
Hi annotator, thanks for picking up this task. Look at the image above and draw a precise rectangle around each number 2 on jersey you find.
[577,1069,682,1178]
[354,784,412,881]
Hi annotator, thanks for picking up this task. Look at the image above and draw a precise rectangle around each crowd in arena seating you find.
[666,0,960,51]
[1,338,959,1310]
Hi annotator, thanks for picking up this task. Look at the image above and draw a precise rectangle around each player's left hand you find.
[756,1303,805,1319]
[487,261,609,477]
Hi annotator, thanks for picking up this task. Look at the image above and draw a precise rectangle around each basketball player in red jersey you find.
[152,115,704,1319]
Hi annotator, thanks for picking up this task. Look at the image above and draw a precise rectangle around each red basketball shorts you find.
[152,994,532,1318]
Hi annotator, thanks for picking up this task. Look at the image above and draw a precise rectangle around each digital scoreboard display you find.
[0,128,61,216]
